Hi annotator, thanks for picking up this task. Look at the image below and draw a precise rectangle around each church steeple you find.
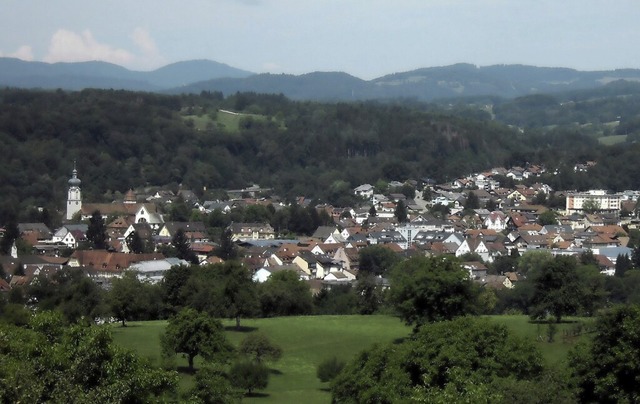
[66,162,82,221]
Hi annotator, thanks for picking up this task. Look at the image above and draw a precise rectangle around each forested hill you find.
[1,88,640,223]
[4,57,640,101]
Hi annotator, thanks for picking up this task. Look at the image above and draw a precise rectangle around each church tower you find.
[66,163,82,220]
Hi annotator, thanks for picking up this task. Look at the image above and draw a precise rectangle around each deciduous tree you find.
[161,308,233,371]
[389,256,476,326]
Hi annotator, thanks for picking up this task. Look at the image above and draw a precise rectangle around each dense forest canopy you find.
[2,87,640,223]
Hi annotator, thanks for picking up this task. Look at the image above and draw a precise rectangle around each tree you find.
[394,200,408,223]
[238,332,282,363]
[188,365,240,404]
[358,245,401,277]
[217,261,259,329]
[172,228,198,264]
[368,205,377,217]
[0,313,177,403]
[259,270,313,317]
[216,227,238,260]
[331,317,545,403]
[569,305,640,403]
[464,191,480,210]
[317,356,346,383]
[537,210,558,226]
[581,198,600,214]
[27,268,106,323]
[161,308,233,371]
[86,210,107,249]
[161,264,194,313]
[125,230,145,254]
[229,361,269,395]
[615,253,632,277]
[0,219,19,255]
[529,255,582,322]
[389,256,476,326]
[108,271,145,326]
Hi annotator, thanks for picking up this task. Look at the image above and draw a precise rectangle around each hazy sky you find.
[1,0,639,79]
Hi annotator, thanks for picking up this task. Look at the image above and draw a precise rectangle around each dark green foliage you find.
[569,305,640,403]
[529,255,583,322]
[216,227,238,260]
[229,360,269,394]
[259,270,313,317]
[312,284,358,315]
[188,365,240,403]
[358,245,401,276]
[537,210,557,226]
[108,271,157,326]
[316,356,346,383]
[331,316,546,403]
[0,219,19,254]
[615,253,632,277]
[86,210,107,249]
[389,256,476,326]
[0,312,177,403]
[172,228,198,264]
[464,191,480,210]
[161,265,194,312]
[125,230,145,254]
[27,268,106,323]
[238,332,282,363]
[394,200,408,223]
[161,308,233,371]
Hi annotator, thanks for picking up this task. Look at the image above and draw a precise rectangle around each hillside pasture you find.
[112,314,592,402]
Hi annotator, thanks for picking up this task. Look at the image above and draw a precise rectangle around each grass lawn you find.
[489,315,594,366]
[112,315,410,403]
[111,314,593,402]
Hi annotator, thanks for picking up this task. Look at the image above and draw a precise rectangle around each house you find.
[455,238,491,262]
[354,184,375,199]
[228,223,275,241]
[463,261,487,279]
[312,226,345,244]
[69,250,164,278]
[130,258,190,283]
[158,222,208,242]
[476,274,514,290]
[483,211,509,231]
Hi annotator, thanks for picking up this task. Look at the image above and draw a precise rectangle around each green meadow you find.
[112,315,592,402]
[182,110,278,133]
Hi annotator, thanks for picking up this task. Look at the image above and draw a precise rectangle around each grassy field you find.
[598,134,627,145]
[112,315,410,403]
[112,315,592,402]
[182,110,277,133]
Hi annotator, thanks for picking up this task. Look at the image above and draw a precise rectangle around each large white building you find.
[565,190,622,215]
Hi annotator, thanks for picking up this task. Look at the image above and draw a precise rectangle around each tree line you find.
[3,87,640,225]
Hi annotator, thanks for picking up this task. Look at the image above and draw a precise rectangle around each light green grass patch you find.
[598,134,627,145]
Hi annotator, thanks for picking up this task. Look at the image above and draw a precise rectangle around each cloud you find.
[0,45,35,61]
[130,27,166,70]
[44,29,134,65]
[42,28,165,70]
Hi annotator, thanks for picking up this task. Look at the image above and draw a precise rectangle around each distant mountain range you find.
[2,57,640,101]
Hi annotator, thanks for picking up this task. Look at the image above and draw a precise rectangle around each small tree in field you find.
[229,361,269,395]
[161,308,233,371]
[239,332,282,363]
[317,356,346,383]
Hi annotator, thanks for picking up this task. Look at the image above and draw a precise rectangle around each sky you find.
[1,0,639,80]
